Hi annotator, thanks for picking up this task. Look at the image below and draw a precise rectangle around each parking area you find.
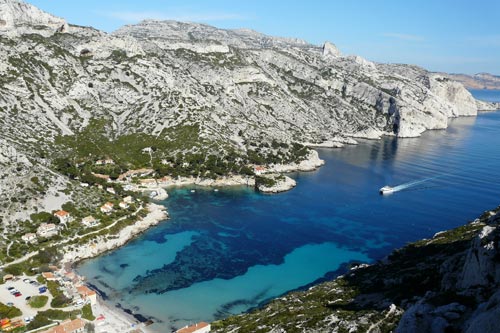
[0,277,53,319]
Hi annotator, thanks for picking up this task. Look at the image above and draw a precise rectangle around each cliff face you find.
[213,207,500,333]
[0,1,491,225]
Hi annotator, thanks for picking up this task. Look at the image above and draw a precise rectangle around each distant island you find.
[446,72,500,90]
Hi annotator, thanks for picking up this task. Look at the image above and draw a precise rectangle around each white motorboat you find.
[379,186,394,195]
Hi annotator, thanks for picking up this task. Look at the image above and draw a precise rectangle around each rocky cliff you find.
[213,207,500,333]
[0,0,492,226]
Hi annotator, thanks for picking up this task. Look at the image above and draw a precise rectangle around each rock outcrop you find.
[0,0,67,35]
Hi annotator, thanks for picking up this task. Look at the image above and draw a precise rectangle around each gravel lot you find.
[0,277,53,319]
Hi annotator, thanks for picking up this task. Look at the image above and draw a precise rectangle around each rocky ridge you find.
[0,0,497,254]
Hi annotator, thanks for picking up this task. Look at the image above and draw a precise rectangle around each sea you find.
[77,90,500,331]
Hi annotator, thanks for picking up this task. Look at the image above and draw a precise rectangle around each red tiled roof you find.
[176,322,210,333]
[54,210,69,217]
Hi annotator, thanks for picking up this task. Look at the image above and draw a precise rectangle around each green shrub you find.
[0,302,22,318]
[82,303,95,321]
[29,295,49,308]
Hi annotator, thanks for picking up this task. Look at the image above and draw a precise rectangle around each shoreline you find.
[61,150,325,331]
[61,203,168,265]
[62,203,167,333]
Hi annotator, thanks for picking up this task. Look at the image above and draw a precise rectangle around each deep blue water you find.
[469,89,500,102]
[79,101,500,331]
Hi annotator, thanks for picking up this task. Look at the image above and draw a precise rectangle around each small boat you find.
[191,190,195,193]
[379,186,394,195]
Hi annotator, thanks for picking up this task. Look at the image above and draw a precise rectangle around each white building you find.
[100,202,114,214]
[81,216,99,228]
[54,210,71,224]
[21,233,37,243]
[37,223,58,237]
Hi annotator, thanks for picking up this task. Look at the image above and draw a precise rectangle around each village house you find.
[139,178,156,185]
[176,322,211,333]
[37,223,58,237]
[117,168,154,181]
[158,175,172,183]
[254,165,267,175]
[54,210,71,224]
[76,285,97,305]
[81,216,98,228]
[106,187,116,194]
[123,195,134,204]
[40,318,85,333]
[21,233,37,243]
[100,202,114,214]
[119,201,129,209]
[42,272,57,281]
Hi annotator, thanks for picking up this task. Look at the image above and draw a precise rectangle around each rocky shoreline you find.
[62,203,168,265]
[60,150,324,331]
[212,207,500,332]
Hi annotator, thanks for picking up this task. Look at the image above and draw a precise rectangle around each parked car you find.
[23,278,30,283]
[14,292,22,297]
[25,296,31,301]
[38,286,47,294]
[7,286,14,291]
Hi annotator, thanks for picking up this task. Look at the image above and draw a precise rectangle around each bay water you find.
[78,90,500,331]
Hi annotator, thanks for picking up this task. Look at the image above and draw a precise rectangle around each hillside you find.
[0,0,497,260]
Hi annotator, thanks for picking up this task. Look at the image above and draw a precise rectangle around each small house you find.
[123,196,134,204]
[42,272,57,281]
[100,202,114,214]
[254,165,267,175]
[76,285,97,305]
[81,216,98,228]
[21,233,37,243]
[119,201,129,209]
[37,223,58,237]
[54,210,71,224]
[176,322,211,333]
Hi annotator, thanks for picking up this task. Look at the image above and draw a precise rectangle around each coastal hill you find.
[1,0,498,229]
[446,72,500,90]
[0,1,499,331]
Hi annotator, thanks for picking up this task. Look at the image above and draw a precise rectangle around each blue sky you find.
[28,0,499,74]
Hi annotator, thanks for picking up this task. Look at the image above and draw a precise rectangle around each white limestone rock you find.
[0,0,67,35]
[257,175,296,193]
[322,41,341,57]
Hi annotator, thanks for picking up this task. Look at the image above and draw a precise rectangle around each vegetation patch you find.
[29,295,49,308]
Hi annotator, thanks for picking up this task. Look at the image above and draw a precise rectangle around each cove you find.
[78,106,500,331]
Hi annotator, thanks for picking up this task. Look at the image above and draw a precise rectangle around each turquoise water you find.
[78,92,500,331]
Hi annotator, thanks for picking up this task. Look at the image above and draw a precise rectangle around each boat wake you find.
[380,177,436,195]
